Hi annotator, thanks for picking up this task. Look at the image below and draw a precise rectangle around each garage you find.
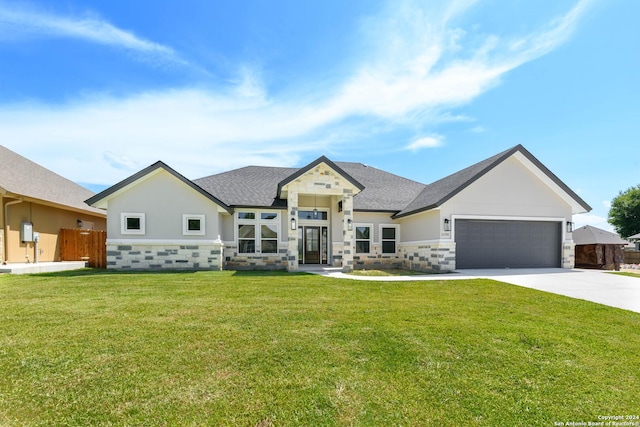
[455,219,561,269]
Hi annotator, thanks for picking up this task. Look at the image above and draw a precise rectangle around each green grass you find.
[348,268,432,276]
[1,270,639,426]
[609,271,640,278]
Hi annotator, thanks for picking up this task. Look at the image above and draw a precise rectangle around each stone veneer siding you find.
[562,241,576,268]
[107,243,223,270]
[223,244,288,270]
[399,241,456,272]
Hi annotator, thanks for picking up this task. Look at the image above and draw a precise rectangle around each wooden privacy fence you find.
[624,250,640,264]
[60,229,107,268]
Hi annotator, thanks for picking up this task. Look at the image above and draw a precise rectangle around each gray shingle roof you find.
[627,232,640,241]
[393,144,592,218]
[194,160,426,211]
[86,161,232,213]
[0,145,105,216]
[573,225,629,245]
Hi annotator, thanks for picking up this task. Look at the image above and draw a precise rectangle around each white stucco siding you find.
[397,209,440,242]
[107,170,221,240]
[441,156,573,219]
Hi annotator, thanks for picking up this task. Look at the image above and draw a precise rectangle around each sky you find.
[1,0,638,231]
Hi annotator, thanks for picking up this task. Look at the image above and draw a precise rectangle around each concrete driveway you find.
[457,268,640,314]
[316,267,640,314]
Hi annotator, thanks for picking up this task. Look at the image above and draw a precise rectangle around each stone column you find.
[287,191,299,272]
[342,191,354,272]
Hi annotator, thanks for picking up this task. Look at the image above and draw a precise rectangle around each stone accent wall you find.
[287,192,299,272]
[341,192,354,272]
[107,243,223,270]
[563,241,576,268]
[223,244,288,270]
[399,241,456,272]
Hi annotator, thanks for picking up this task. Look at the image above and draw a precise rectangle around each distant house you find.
[0,146,106,264]
[86,145,591,272]
[628,232,640,251]
[573,225,627,270]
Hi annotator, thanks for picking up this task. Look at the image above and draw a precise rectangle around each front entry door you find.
[298,226,328,264]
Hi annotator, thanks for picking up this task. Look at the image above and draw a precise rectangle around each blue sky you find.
[1,0,638,231]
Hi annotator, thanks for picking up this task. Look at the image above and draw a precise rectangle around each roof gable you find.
[85,161,232,214]
[0,145,105,216]
[394,145,592,218]
[277,156,365,199]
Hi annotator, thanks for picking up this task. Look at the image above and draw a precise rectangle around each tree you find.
[608,185,640,238]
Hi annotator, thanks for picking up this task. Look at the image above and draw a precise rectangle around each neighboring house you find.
[573,225,627,270]
[628,233,640,251]
[86,145,591,272]
[0,146,106,264]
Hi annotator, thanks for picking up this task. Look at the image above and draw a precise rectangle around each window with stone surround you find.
[121,213,145,235]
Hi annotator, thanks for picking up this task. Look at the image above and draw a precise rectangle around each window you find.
[183,214,205,236]
[261,224,278,253]
[237,211,279,254]
[299,210,328,220]
[121,213,145,235]
[355,226,371,253]
[381,226,397,254]
[238,224,256,253]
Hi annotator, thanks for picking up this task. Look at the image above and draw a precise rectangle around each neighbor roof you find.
[573,225,629,245]
[627,232,640,241]
[0,145,105,216]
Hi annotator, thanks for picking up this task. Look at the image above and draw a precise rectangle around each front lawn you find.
[1,270,638,426]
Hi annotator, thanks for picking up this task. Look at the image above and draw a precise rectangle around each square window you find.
[121,213,145,235]
[183,214,205,235]
[127,217,141,230]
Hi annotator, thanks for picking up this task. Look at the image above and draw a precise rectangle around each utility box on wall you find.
[21,222,34,243]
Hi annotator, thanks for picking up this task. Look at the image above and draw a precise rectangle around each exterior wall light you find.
[566,221,574,233]
[347,218,353,231]
[77,219,83,228]
[444,218,451,232]
[291,217,297,230]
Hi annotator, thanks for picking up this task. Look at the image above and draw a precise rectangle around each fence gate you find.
[59,229,107,268]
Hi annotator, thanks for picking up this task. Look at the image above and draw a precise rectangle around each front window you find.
[121,213,145,235]
[355,226,371,253]
[261,224,278,253]
[381,226,397,254]
[238,224,256,253]
[237,211,279,254]
[183,214,205,236]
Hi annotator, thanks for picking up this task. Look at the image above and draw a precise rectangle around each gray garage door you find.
[455,220,561,269]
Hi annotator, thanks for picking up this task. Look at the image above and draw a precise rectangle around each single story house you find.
[86,144,591,272]
[628,232,640,251]
[1,145,106,264]
[573,225,627,270]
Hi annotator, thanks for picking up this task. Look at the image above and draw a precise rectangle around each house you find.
[1,145,106,264]
[628,232,640,251]
[86,145,591,272]
[573,225,627,270]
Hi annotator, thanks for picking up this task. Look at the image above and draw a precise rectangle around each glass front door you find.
[298,226,328,264]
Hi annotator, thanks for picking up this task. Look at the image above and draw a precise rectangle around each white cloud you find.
[0,3,183,66]
[602,200,612,209]
[0,0,593,185]
[405,136,443,151]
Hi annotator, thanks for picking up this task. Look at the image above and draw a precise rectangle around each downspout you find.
[3,198,24,264]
